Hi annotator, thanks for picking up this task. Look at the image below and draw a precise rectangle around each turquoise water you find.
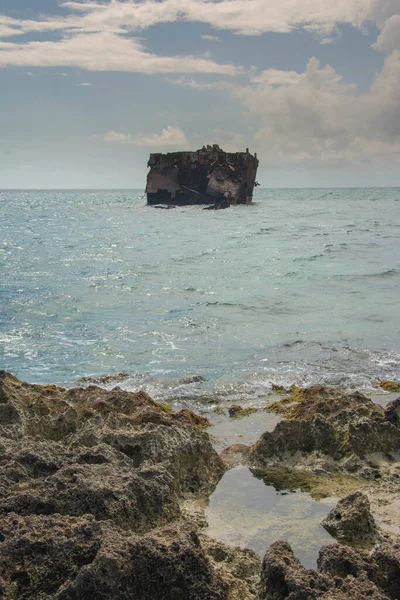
[1,188,400,404]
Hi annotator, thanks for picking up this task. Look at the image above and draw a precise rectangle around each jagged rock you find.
[0,458,181,531]
[77,373,131,384]
[250,386,400,475]
[258,540,391,600]
[2,372,400,599]
[0,370,212,440]
[0,373,224,530]
[0,373,224,525]
[179,375,206,384]
[201,535,261,600]
[56,523,229,600]
[371,541,400,600]
[228,405,258,418]
[258,541,332,599]
[0,513,102,599]
[385,397,400,427]
[0,372,228,598]
[321,492,378,543]
[317,543,376,580]
[319,541,400,600]
[219,444,250,468]
[0,516,229,600]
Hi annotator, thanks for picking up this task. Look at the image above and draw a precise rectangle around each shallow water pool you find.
[205,466,336,569]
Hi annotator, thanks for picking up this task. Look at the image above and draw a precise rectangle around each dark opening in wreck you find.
[146,144,259,206]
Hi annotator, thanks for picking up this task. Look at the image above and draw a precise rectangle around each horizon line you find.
[1,186,400,191]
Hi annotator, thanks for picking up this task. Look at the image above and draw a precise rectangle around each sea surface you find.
[1,188,400,406]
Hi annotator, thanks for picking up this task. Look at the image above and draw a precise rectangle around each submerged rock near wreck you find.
[146,144,259,206]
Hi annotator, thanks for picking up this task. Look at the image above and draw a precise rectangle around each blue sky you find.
[1,1,400,188]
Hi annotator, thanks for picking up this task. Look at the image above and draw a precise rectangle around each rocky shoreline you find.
[0,370,399,599]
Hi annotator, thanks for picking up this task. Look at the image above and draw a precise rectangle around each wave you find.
[73,342,400,410]
[332,267,400,281]
[294,254,324,262]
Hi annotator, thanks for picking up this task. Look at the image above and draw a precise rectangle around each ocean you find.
[1,187,400,407]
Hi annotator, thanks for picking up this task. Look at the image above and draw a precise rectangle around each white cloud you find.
[54,1,398,38]
[133,126,188,147]
[2,0,400,168]
[0,1,398,40]
[104,130,132,143]
[319,37,335,45]
[373,15,400,53]
[233,53,400,165]
[103,126,188,147]
[0,31,239,75]
[165,76,229,90]
[201,34,221,42]
[210,129,248,152]
[167,35,400,165]
[252,69,302,86]
[0,0,398,78]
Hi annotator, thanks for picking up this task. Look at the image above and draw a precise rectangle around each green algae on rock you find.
[250,385,400,477]
[377,380,400,392]
[251,467,366,501]
[228,405,258,418]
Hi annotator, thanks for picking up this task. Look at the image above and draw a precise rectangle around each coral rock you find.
[251,386,400,475]
[321,492,377,543]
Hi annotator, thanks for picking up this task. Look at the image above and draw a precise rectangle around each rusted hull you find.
[147,188,214,206]
[146,144,259,206]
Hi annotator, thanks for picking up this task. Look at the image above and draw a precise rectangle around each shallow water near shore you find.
[2,188,400,398]
[205,466,336,569]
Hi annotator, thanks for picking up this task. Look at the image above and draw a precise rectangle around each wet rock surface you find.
[258,540,394,599]
[1,374,400,599]
[371,540,400,600]
[385,397,400,427]
[321,491,378,543]
[228,405,258,418]
[250,385,400,476]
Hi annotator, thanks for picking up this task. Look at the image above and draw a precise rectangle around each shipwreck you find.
[146,144,259,207]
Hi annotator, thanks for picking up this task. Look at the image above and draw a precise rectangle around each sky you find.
[0,0,400,188]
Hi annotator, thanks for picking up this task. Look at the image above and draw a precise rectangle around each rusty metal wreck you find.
[146,144,259,206]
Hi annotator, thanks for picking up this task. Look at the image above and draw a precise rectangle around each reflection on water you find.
[205,466,336,569]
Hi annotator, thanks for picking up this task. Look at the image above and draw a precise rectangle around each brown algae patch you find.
[266,384,384,422]
[377,380,400,392]
[267,396,297,415]
[228,405,258,418]
[265,384,316,416]
[204,465,337,569]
